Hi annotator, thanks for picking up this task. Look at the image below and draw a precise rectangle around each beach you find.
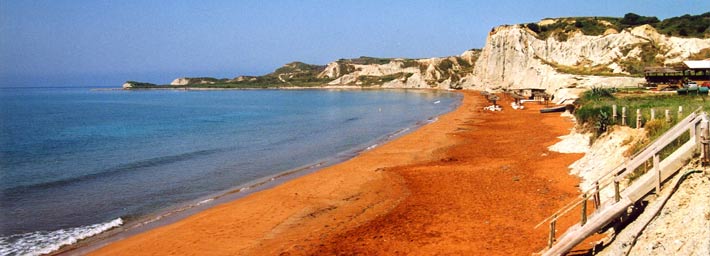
[90,91,585,255]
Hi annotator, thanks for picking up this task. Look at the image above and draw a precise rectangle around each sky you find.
[1,0,709,87]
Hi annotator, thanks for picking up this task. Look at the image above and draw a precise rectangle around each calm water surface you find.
[0,88,459,255]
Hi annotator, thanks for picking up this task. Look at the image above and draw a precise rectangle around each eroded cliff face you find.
[314,23,709,95]
[170,77,224,86]
[317,52,479,90]
[461,23,710,94]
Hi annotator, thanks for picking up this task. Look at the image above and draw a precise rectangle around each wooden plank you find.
[543,198,633,256]
[618,114,701,179]
[623,140,697,202]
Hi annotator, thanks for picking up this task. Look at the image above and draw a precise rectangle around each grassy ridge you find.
[575,88,710,148]
[527,12,710,40]
[574,88,709,176]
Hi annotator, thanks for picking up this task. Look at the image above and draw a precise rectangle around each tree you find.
[575,20,584,28]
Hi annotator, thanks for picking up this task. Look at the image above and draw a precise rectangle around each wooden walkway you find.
[536,110,709,256]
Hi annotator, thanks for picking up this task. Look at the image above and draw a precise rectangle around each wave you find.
[3,147,233,195]
[0,218,122,256]
[388,127,411,139]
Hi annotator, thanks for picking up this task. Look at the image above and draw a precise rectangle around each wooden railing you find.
[536,108,708,256]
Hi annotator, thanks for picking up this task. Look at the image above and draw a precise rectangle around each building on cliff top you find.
[644,60,710,86]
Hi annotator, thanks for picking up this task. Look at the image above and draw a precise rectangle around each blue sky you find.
[1,0,708,87]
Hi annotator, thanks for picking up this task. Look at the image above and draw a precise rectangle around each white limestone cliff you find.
[461,24,710,95]
[170,78,190,86]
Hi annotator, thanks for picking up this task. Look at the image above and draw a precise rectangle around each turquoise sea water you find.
[0,87,459,255]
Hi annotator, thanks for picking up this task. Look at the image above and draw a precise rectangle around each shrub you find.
[526,23,541,33]
[644,119,671,139]
[582,87,617,101]
[575,20,584,28]
[575,105,614,128]
[620,13,660,26]
[594,110,612,134]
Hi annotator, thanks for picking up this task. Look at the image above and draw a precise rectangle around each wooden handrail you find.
[536,108,705,240]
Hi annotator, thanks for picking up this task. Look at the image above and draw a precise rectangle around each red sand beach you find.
[90,91,586,255]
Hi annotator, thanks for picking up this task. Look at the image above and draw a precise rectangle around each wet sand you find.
[90,91,585,255]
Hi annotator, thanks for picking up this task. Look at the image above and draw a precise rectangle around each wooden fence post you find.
[665,109,671,123]
[679,106,683,119]
[691,120,697,143]
[612,105,617,123]
[614,174,621,203]
[593,181,600,210]
[622,107,627,126]
[654,153,661,193]
[636,109,642,129]
[650,109,655,120]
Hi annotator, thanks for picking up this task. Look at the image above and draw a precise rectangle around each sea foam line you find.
[0,218,123,256]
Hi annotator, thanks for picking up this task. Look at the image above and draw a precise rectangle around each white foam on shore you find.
[0,218,123,256]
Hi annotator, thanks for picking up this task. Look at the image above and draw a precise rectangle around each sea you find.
[0,87,460,255]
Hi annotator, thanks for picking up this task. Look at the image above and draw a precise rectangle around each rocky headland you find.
[125,13,710,100]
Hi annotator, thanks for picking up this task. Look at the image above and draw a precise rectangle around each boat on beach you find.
[539,105,567,113]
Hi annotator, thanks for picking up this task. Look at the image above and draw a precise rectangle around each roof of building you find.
[683,60,710,69]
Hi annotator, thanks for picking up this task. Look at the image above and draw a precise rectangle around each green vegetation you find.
[341,56,394,65]
[535,56,621,77]
[655,12,710,38]
[619,13,660,26]
[575,88,708,182]
[528,17,613,41]
[160,62,330,88]
[272,61,325,75]
[618,42,663,75]
[356,72,413,86]
[575,88,710,145]
[400,59,420,68]
[124,81,159,88]
[528,12,710,40]
[186,77,227,83]
[576,89,710,129]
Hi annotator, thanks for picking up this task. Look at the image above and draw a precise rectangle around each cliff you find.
[317,54,478,89]
[462,22,710,93]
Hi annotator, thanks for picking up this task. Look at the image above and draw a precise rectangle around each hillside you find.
[527,12,710,40]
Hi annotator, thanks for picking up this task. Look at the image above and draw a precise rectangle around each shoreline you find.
[53,90,462,255]
[92,86,457,91]
[87,91,586,255]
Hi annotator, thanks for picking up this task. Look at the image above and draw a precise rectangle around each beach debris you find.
[484,105,502,111]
